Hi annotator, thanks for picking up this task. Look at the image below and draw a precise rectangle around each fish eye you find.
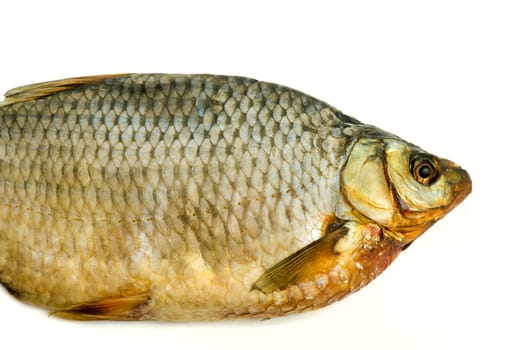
[411,154,439,185]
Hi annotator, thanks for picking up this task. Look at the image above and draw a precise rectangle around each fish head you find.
[341,136,472,245]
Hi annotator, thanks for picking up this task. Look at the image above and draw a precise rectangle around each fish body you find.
[0,74,471,320]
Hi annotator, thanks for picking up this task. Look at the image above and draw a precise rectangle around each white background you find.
[0,1,523,349]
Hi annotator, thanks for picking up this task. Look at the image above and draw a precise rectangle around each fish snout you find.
[441,159,472,209]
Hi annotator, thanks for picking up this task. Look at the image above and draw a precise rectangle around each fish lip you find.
[444,165,472,210]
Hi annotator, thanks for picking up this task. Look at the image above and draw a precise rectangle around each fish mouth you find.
[443,163,472,213]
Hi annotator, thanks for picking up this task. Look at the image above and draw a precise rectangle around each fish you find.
[0,74,471,321]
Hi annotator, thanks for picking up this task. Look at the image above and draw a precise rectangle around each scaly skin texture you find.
[223,224,403,320]
[0,74,363,320]
[0,74,471,320]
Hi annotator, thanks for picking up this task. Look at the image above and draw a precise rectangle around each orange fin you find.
[50,293,150,321]
[0,73,130,107]
[252,222,349,293]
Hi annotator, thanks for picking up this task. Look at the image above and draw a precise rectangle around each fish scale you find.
[0,73,471,320]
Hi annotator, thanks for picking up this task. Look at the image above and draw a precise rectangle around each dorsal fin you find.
[0,73,130,107]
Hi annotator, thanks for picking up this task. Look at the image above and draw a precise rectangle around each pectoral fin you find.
[0,74,129,107]
[50,293,150,321]
[252,223,349,293]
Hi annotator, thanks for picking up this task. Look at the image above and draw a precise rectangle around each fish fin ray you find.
[0,74,130,107]
[50,293,150,321]
[252,223,348,293]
